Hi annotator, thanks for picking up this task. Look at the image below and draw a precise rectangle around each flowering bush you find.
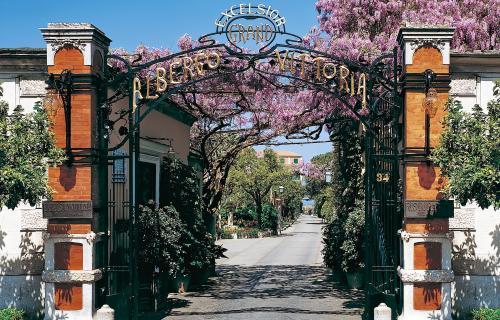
[0,308,24,320]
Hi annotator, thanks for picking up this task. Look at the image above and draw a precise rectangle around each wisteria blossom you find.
[315,0,499,61]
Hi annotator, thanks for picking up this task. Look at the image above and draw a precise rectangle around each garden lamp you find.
[422,69,438,156]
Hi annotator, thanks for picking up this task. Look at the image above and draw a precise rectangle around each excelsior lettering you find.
[216,3,286,28]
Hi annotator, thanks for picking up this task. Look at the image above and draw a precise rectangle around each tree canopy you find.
[226,148,286,228]
[432,82,500,209]
[0,100,64,209]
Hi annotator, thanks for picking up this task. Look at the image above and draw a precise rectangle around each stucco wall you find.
[449,72,500,319]
[107,91,192,164]
[0,205,46,320]
[0,77,45,113]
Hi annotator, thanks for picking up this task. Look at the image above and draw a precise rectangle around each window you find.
[111,150,126,183]
[280,158,285,164]
[293,158,299,164]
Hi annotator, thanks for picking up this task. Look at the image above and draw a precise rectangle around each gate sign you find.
[130,3,370,112]
[214,4,287,52]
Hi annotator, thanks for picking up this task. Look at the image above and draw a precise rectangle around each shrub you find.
[261,204,278,231]
[138,203,184,276]
[471,308,500,320]
[322,217,344,270]
[182,216,226,275]
[234,206,257,222]
[432,83,500,210]
[340,197,365,272]
[0,100,64,209]
[0,308,24,320]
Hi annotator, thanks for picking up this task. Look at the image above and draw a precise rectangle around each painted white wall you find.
[450,74,500,319]
[0,204,46,319]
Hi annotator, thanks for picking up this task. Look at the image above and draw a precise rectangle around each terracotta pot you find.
[173,274,191,294]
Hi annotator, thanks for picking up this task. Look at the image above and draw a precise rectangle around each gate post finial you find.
[374,303,392,320]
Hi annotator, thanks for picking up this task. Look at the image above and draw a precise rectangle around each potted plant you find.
[341,198,365,289]
[138,203,185,298]
[181,218,227,289]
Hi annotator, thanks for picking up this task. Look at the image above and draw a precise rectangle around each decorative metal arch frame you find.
[103,36,399,153]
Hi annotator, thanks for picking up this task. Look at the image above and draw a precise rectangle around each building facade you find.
[0,26,197,319]
[256,150,303,167]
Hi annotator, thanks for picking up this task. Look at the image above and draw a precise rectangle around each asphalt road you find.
[166,215,363,320]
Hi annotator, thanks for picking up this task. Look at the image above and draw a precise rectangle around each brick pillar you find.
[40,23,110,320]
[397,27,455,320]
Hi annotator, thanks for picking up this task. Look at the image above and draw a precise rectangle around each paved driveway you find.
[165,215,363,320]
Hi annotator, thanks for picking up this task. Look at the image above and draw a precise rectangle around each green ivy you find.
[322,118,365,273]
[0,308,24,320]
[0,100,64,209]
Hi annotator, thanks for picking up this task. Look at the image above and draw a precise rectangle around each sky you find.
[0,0,332,162]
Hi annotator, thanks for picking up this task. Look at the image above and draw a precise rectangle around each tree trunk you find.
[255,193,263,229]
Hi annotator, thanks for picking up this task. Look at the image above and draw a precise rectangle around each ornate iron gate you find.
[364,50,403,319]
[96,7,404,318]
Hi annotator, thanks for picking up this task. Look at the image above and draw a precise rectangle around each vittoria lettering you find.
[272,50,367,108]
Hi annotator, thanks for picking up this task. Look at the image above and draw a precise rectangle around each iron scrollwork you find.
[46,69,74,164]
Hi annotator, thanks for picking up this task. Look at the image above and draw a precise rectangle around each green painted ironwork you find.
[363,48,403,320]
